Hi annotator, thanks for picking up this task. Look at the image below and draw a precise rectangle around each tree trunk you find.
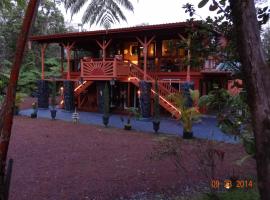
[0,0,40,199]
[229,0,270,199]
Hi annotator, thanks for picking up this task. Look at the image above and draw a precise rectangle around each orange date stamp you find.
[211,179,253,189]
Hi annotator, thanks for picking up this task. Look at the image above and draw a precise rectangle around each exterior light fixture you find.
[137,90,141,97]
[79,77,84,84]
[110,78,115,86]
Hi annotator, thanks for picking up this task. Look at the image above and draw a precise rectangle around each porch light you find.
[79,77,84,84]
[128,77,131,81]
[124,49,128,55]
[110,79,115,86]
[137,90,141,97]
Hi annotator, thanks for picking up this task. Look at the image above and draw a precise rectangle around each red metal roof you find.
[30,21,199,43]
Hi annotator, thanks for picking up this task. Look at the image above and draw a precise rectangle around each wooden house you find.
[30,21,230,118]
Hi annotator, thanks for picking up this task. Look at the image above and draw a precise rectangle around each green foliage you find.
[103,83,109,116]
[15,92,26,107]
[153,80,160,121]
[198,0,210,8]
[0,0,66,97]
[17,51,41,95]
[33,0,66,35]
[45,58,62,78]
[199,86,255,164]
[0,94,4,105]
[199,85,230,113]
[169,90,200,132]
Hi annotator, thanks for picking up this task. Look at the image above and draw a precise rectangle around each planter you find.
[14,106,19,115]
[152,121,160,133]
[50,109,57,120]
[102,115,109,127]
[30,112,37,118]
[124,124,132,130]
[183,131,193,139]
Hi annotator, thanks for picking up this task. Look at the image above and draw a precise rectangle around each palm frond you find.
[109,0,127,21]
[115,0,134,11]
[70,0,88,15]
[65,0,134,29]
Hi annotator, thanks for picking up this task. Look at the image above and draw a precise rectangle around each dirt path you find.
[7,115,256,200]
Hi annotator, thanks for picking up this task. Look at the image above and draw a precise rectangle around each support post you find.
[60,45,64,73]
[63,80,75,111]
[96,39,112,61]
[139,80,152,118]
[127,82,131,107]
[62,42,75,80]
[41,44,48,80]
[178,33,191,81]
[136,36,155,80]
[37,80,49,108]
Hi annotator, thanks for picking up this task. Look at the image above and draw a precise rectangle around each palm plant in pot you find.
[30,102,38,118]
[120,107,136,130]
[152,80,160,133]
[170,89,200,139]
[102,83,110,127]
[50,79,57,120]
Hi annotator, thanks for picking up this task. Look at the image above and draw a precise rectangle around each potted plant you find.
[30,102,37,118]
[50,79,57,120]
[120,107,136,130]
[14,93,25,115]
[120,116,132,130]
[152,80,160,133]
[170,89,200,139]
[102,83,110,127]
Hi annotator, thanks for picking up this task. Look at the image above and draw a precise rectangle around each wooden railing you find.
[128,61,180,94]
[81,59,115,79]
[115,61,130,76]
[128,61,181,119]
[80,58,130,79]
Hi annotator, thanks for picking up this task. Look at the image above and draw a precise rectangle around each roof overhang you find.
[29,21,201,45]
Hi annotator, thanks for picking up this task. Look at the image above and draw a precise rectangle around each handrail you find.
[127,61,181,117]
[127,61,179,94]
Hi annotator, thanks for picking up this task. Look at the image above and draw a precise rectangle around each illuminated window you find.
[139,43,155,57]
[162,40,176,57]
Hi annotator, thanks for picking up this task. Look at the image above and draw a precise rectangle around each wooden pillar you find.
[60,45,64,73]
[136,36,155,80]
[187,36,191,82]
[127,82,131,107]
[62,42,75,80]
[178,33,191,81]
[96,39,112,61]
[41,44,48,80]
[156,40,162,72]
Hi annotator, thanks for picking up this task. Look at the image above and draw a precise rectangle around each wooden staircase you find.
[74,81,93,97]
[126,61,182,119]
[74,81,94,110]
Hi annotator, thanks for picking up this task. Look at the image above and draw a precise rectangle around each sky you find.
[59,0,219,31]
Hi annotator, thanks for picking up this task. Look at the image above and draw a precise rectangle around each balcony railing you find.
[80,58,130,80]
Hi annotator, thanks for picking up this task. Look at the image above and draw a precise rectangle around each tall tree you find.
[229,1,270,199]
[0,0,40,199]
[64,0,134,29]
[196,0,270,198]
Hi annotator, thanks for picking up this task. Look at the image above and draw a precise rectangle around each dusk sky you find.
[59,0,220,30]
